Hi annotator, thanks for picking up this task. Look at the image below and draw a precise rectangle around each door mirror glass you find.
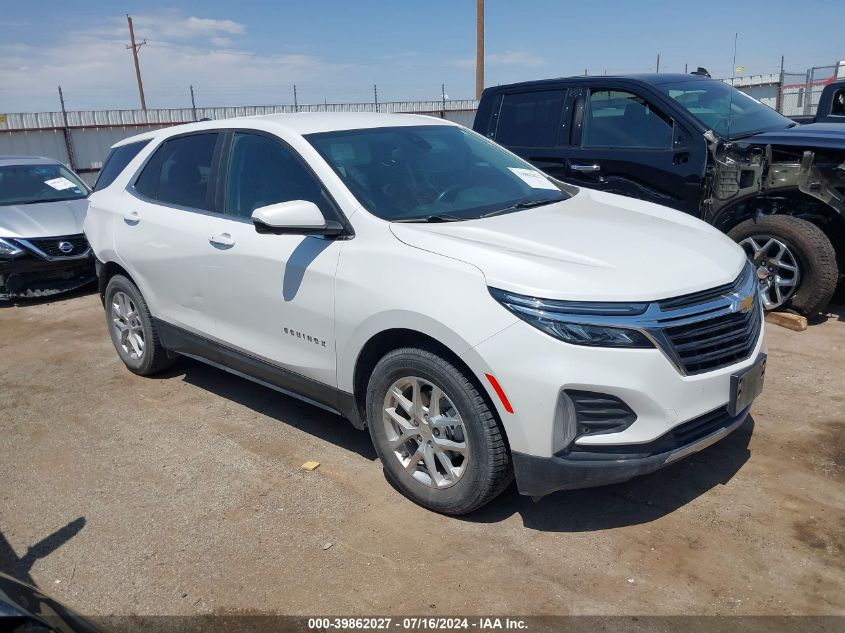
[251,200,327,234]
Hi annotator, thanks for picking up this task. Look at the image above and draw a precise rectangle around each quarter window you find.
[584,90,673,149]
[94,140,150,191]
[495,90,567,147]
[224,132,332,220]
[134,133,218,210]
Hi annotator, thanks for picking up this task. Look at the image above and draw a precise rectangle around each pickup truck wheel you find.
[366,347,512,515]
[104,275,174,376]
[729,216,837,315]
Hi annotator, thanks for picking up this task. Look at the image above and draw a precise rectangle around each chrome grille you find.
[648,262,762,375]
[662,304,762,374]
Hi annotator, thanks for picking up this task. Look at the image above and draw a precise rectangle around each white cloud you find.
[0,11,344,111]
[452,50,545,69]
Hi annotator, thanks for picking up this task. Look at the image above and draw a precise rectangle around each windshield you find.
[306,125,570,221]
[660,80,793,139]
[0,163,88,206]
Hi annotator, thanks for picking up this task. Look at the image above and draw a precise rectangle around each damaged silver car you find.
[0,156,94,300]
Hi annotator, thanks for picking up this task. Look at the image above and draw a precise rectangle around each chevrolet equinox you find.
[84,113,766,514]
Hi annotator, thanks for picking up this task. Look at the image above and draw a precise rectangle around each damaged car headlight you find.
[489,287,654,348]
[0,238,24,258]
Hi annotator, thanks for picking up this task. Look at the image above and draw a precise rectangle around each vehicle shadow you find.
[169,357,378,461]
[0,283,97,309]
[461,417,754,532]
[0,517,86,585]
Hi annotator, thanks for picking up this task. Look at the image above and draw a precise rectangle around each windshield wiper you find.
[481,197,563,218]
[392,214,465,223]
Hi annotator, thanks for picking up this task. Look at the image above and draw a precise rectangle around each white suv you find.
[85,113,766,514]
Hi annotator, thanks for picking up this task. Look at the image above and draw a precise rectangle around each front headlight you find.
[489,287,654,348]
[0,238,24,258]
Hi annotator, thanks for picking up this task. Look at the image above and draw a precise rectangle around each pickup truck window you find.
[660,79,792,139]
[307,125,569,222]
[494,90,567,147]
[832,88,845,115]
[584,90,673,149]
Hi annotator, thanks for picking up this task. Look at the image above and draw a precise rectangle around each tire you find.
[366,347,513,515]
[728,215,837,315]
[104,274,174,376]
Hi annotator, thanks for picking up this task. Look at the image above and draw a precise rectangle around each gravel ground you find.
[0,288,842,617]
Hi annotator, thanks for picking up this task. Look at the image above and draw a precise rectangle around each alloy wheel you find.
[382,376,469,489]
[111,291,145,360]
[739,235,800,310]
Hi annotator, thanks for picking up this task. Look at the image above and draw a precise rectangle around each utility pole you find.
[126,15,147,110]
[776,55,785,113]
[475,0,484,99]
[293,84,298,112]
[57,86,76,171]
[373,84,378,111]
[656,53,660,74]
[190,85,197,121]
[685,63,688,74]
[441,83,447,118]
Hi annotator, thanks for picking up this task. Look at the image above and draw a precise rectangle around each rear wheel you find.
[729,215,837,315]
[366,347,512,515]
[104,275,174,376]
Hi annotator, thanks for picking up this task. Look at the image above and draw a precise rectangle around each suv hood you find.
[390,188,745,302]
[0,198,88,238]
[745,123,845,150]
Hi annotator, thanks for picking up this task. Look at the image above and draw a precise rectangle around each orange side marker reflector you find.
[485,373,514,414]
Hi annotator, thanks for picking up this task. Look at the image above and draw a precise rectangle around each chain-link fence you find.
[778,64,843,117]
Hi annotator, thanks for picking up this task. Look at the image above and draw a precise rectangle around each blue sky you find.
[0,0,842,112]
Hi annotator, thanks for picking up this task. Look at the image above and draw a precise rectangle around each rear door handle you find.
[570,163,601,173]
[209,233,235,248]
[123,211,140,224]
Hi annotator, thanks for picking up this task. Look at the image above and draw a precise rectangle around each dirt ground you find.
[0,288,842,617]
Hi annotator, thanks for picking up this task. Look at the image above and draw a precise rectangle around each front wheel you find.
[366,347,512,515]
[728,215,837,315]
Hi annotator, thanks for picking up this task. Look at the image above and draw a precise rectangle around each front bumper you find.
[512,404,750,496]
[0,253,95,298]
[461,306,766,496]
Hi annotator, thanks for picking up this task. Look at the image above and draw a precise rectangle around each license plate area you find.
[729,353,766,416]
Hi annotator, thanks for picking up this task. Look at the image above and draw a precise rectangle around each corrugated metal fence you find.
[0,100,478,184]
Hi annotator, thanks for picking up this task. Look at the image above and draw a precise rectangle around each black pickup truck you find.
[474,74,845,314]
[791,80,845,125]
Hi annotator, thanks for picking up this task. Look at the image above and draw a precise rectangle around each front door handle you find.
[209,233,235,248]
[123,211,140,225]
[570,163,601,173]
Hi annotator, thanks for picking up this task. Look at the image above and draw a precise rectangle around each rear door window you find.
[494,90,567,147]
[584,90,673,149]
[133,133,219,210]
[94,140,150,191]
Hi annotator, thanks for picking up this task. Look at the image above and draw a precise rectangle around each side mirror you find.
[251,200,344,236]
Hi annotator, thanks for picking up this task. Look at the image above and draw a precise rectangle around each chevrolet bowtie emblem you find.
[738,294,754,314]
